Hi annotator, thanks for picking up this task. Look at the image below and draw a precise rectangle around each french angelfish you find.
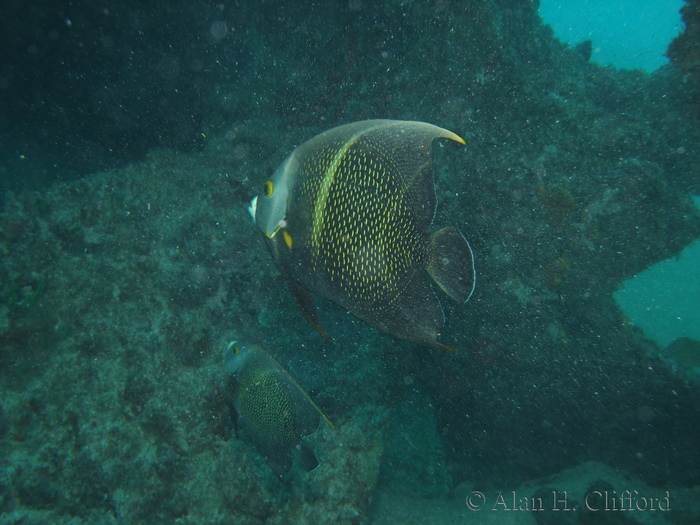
[252,119,476,351]
[225,341,332,476]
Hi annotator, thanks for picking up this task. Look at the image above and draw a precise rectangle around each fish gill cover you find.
[1,0,700,524]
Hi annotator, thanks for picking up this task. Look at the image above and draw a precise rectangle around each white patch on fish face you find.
[247,196,258,223]
[224,341,253,374]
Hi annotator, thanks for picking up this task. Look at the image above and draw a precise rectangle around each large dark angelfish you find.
[252,120,475,351]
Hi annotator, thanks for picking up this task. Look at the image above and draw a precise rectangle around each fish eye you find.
[263,180,275,198]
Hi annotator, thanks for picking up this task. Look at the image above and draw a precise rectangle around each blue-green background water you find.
[615,197,700,349]
[540,0,685,71]
[1,1,700,524]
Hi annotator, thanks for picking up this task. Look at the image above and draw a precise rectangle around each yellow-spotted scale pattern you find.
[237,368,296,447]
[254,120,472,350]
[299,139,424,310]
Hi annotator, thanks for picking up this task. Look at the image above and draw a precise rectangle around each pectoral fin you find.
[287,278,329,339]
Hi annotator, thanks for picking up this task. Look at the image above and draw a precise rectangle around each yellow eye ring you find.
[263,180,274,198]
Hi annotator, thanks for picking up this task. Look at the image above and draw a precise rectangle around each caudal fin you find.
[425,227,476,303]
[298,440,320,473]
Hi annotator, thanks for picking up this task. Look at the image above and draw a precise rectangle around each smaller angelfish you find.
[225,341,333,476]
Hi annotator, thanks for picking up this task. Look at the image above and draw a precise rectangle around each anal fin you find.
[352,269,455,350]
